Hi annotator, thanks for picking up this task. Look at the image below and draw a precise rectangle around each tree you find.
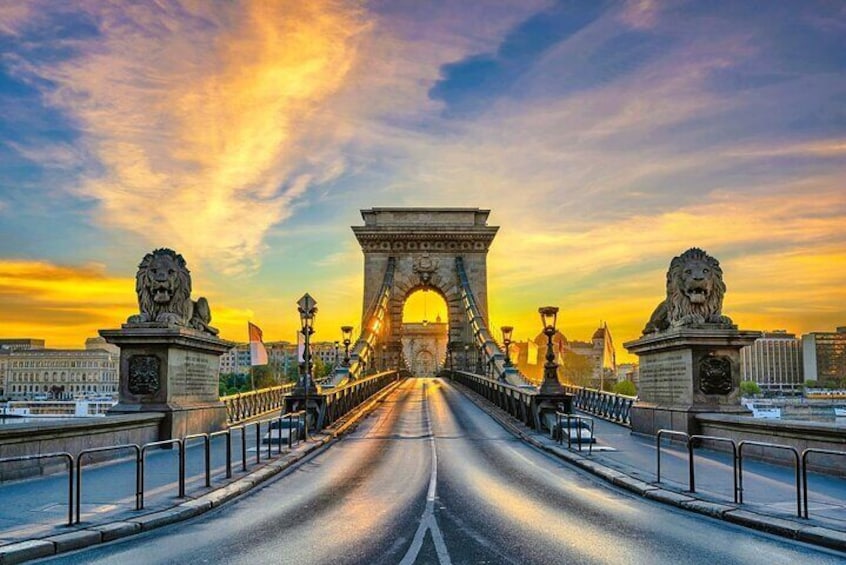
[740,380,761,396]
[561,351,594,387]
[613,380,637,397]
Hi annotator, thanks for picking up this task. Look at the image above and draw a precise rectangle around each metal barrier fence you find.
[564,385,635,426]
[688,435,738,503]
[221,384,295,425]
[76,444,141,524]
[738,440,802,518]
[802,449,846,519]
[654,429,840,519]
[0,452,74,526]
[4,409,309,527]
[555,412,595,454]
[450,370,544,430]
[314,370,402,430]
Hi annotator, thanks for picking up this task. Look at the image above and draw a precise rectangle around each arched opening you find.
[401,289,449,377]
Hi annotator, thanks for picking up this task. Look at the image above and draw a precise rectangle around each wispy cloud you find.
[4,1,369,273]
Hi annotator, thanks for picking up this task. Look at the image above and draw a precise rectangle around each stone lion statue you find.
[126,248,218,335]
[642,247,733,334]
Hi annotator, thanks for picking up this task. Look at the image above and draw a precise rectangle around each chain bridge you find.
[1,208,844,564]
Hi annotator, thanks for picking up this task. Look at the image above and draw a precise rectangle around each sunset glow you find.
[1,1,844,362]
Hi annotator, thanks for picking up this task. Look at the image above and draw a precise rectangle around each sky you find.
[0,0,844,363]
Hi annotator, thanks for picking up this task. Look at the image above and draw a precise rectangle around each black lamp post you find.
[297,293,317,440]
[501,326,514,367]
[538,306,566,394]
[341,325,353,367]
[464,344,470,371]
[333,341,340,368]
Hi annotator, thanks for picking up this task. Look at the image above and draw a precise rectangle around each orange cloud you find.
[16,1,368,273]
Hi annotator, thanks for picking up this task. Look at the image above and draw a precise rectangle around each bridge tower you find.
[352,208,498,374]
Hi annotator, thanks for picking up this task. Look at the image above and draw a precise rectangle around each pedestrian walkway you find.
[569,416,846,528]
[0,424,311,547]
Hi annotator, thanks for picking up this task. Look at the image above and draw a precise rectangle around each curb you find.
[0,379,405,564]
[452,380,846,554]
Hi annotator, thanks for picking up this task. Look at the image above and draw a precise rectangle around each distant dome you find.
[592,327,606,340]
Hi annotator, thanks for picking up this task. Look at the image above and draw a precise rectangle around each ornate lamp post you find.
[297,293,317,439]
[538,306,566,395]
[333,341,340,368]
[501,326,514,367]
[341,325,353,367]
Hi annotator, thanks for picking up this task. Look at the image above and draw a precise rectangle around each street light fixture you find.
[297,293,317,440]
[333,341,340,368]
[501,326,514,367]
[538,306,565,394]
[464,344,470,371]
[341,325,353,367]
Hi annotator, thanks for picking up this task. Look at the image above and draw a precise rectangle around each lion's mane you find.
[666,248,725,323]
[642,248,732,334]
[135,248,193,323]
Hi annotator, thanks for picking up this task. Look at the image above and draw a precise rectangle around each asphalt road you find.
[42,378,846,564]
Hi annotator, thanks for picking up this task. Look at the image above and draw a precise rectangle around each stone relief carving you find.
[126,248,219,335]
[698,355,733,395]
[128,354,161,395]
[643,247,734,334]
[412,252,440,285]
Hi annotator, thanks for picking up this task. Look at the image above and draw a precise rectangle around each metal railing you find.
[0,452,74,526]
[221,384,295,424]
[76,444,141,524]
[565,385,636,426]
[555,412,595,454]
[802,448,846,519]
[314,370,402,430]
[450,370,546,430]
[688,435,738,502]
[655,430,690,485]
[139,439,184,509]
[654,429,824,519]
[738,440,802,518]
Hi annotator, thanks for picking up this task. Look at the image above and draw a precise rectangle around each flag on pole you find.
[248,322,268,366]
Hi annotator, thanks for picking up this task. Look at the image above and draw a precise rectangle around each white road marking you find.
[399,380,453,565]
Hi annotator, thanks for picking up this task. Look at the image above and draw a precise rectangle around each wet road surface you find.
[42,378,846,564]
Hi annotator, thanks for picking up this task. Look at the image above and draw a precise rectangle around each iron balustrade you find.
[209,430,232,479]
[801,448,846,519]
[184,433,211,488]
[0,452,74,526]
[76,444,141,524]
[221,384,295,425]
[655,430,690,486]
[565,385,635,426]
[139,439,185,509]
[738,440,802,518]
[555,412,595,454]
[687,435,738,503]
[316,371,401,429]
[450,370,542,429]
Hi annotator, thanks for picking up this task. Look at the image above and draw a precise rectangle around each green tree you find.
[561,352,594,387]
[740,380,761,396]
[613,380,637,397]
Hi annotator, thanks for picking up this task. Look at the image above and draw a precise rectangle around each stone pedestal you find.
[624,326,760,436]
[100,325,234,440]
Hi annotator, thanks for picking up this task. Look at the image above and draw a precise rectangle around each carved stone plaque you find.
[698,356,732,395]
[128,355,161,395]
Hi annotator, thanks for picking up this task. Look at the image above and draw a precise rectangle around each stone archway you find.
[352,208,498,371]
